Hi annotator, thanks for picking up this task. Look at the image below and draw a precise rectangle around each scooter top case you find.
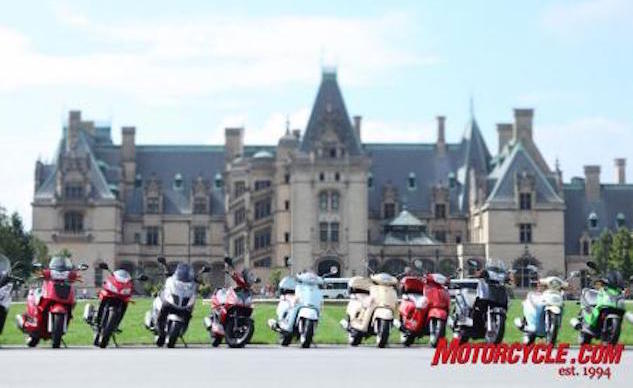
[348,276,372,294]
[371,273,398,287]
[279,276,297,295]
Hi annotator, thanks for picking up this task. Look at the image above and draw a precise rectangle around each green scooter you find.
[570,261,631,344]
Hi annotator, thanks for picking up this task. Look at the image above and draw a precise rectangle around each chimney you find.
[121,127,136,185]
[122,127,136,161]
[66,110,81,150]
[353,115,362,141]
[615,158,626,184]
[436,116,446,155]
[496,123,513,153]
[584,165,601,202]
[225,127,244,161]
[513,108,533,143]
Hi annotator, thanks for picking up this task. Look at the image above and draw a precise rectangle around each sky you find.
[0,0,632,227]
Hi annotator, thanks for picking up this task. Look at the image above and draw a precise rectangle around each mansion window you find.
[234,207,246,226]
[64,211,83,233]
[284,232,290,243]
[455,234,462,244]
[331,192,340,211]
[254,198,271,220]
[384,203,396,219]
[335,172,340,182]
[319,222,339,243]
[588,213,598,229]
[330,222,339,243]
[319,192,328,211]
[254,180,271,191]
[64,184,83,200]
[234,236,245,257]
[145,227,159,246]
[146,197,160,214]
[214,173,223,189]
[234,181,246,198]
[254,257,272,268]
[408,172,416,190]
[519,224,532,243]
[519,193,532,210]
[284,200,290,210]
[254,228,271,250]
[193,197,208,214]
[284,174,290,184]
[193,227,206,246]
[435,203,446,219]
[368,173,374,188]
[319,172,325,182]
[320,222,328,242]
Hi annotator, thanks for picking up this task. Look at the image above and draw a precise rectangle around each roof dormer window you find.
[368,173,374,189]
[588,212,598,229]
[616,213,626,228]
[214,173,223,189]
[408,172,416,190]
[173,173,183,190]
[134,174,142,188]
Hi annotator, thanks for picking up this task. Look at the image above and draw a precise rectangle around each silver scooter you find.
[144,256,209,348]
[0,254,22,336]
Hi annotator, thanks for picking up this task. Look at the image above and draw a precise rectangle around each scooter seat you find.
[581,288,598,307]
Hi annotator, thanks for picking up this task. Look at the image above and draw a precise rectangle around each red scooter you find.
[398,272,450,347]
[204,257,259,348]
[83,263,148,348]
[16,256,88,348]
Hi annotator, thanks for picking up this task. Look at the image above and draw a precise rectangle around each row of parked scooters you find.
[1,253,632,348]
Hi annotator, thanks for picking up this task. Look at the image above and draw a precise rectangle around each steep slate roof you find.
[364,143,464,218]
[563,181,633,254]
[485,141,563,205]
[300,70,362,155]
[458,118,492,211]
[383,209,438,245]
[126,145,225,215]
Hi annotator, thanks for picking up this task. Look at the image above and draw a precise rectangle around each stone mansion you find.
[32,69,633,291]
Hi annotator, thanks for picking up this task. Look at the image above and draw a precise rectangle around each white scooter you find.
[144,256,209,348]
[514,265,577,345]
[268,266,337,348]
[0,254,22,336]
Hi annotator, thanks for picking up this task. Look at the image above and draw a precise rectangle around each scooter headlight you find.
[104,281,118,293]
[120,288,132,296]
[414,296,428,309]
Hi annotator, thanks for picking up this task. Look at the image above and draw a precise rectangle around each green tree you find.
[0,209,46,279]
[591,229,612,272]
[609,227,633,279]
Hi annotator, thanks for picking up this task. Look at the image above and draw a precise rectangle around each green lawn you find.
[1,299,632,346]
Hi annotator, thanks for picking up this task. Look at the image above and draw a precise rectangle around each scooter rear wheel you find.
[376,319,390,348]
[26,334,40,347]
[279,332,292,346]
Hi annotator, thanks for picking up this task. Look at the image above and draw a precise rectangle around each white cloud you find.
[0,8,438,104]
[361,118,437,143]
[542,0,633,35]
[537,117,633,182]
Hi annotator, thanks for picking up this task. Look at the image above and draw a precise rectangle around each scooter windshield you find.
[173,263,194,283]
[49,256,73,272]
[296,283,322,308]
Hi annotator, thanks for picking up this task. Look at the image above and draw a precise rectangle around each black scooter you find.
[449,259,511,343]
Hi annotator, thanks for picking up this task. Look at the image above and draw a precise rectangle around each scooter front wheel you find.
[376,319,390,348]
[166,321,183,348]
[429,318,446,348]
[51,313,65,349]
[98,306,120,348]
[300,319,315,348]
[545,312,559,345]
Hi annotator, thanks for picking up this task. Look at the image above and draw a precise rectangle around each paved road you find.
[1,345,631,388]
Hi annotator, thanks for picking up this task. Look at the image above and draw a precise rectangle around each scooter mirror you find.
[413,259,423,269]
[224,256,233,267]
[78,263,89,271]
[569,271,580,278]
[200,266,211,274]
[157,256,167,266]
[137,274,149,282]
[32,262,42,269]
[98,262,110,271]
[586,261,599,272]
[255,277,262,284]
[467,259,479,269]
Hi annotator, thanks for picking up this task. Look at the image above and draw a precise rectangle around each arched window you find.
[616,213,626,228]
[408,172,416,190]
[173,173,183,190]
[317,258,341,276]
[588,212,598,229]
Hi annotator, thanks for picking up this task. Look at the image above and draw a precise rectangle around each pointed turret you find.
[300,69,362,155]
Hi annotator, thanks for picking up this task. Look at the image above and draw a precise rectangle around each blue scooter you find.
[268,268,337,348]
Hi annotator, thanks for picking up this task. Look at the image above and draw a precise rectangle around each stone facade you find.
[32,69,631,293]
